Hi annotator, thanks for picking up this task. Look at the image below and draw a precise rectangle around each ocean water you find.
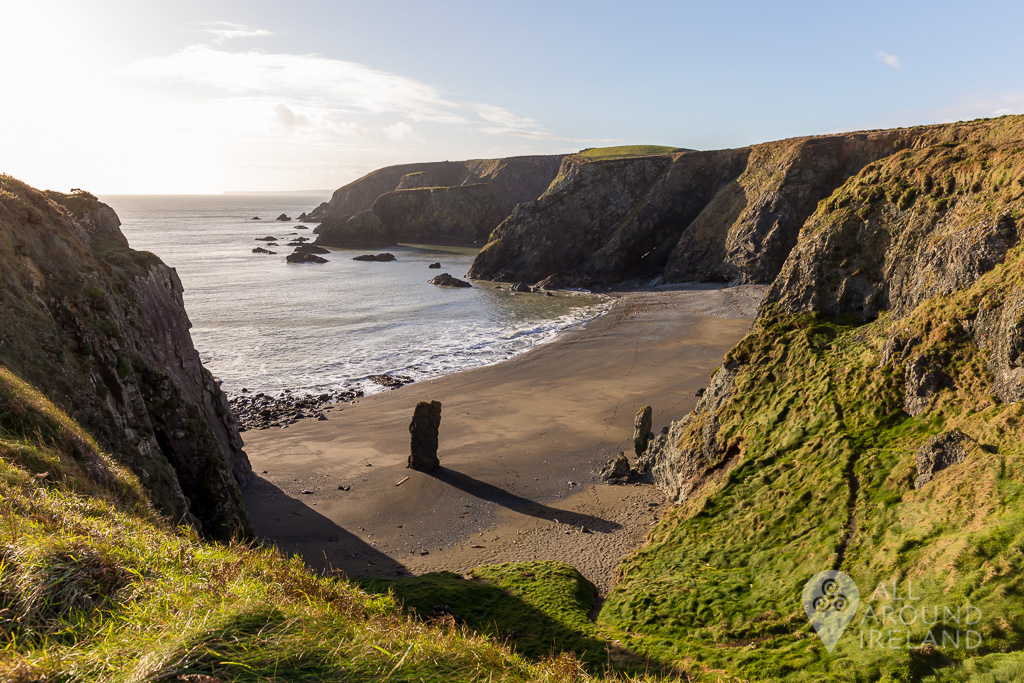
[101,194,608,397]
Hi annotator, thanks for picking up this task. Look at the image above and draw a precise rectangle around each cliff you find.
[469,130,924,286]
[602,116,1024,679]
[0,176,251,539]
[309,154,565,248]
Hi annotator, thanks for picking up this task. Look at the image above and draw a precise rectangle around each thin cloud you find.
[876,51,902,69]
[198,22,273,43]
[383,122,424,143]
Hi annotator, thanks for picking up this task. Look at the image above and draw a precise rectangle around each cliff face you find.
[0,177,251,539]
[470,131,921,286]
[313,154,566,220]
[372,184,505,243]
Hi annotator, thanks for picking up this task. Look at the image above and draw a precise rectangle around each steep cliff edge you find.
[603,116,1024,679]
[470,130,922,286]
[0,176,251,539]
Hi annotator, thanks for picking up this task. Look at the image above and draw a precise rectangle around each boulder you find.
[509,282,533,292]
[276,213,291,221]
[428,262,442,269]
[250,216,261,220]
[296,225,309,230]
[353,253,396,262]
[408,401,442,471]
[633,405,653,456]
[286,252,328,264]
[914,430,976,489]
[429,273,472,288]
[534,274,569,290]
[251,247,276,254]
[600,452,632,483]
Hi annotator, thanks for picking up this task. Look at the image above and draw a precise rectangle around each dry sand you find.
[242,284,764,593]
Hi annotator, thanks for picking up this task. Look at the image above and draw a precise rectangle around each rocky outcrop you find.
[312,210,395,249]
[429,273,472,288]
[633,406,653,457]
[0,180,252,540]
[408,401,442,471]
[914,429,976,488]
[286,252,328,264]
[373,184,505,243]
[647,367,737,503]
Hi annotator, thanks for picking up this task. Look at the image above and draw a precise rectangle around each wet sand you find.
[242,285,764,593]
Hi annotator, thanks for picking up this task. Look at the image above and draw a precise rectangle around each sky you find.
[2,0,1024,194]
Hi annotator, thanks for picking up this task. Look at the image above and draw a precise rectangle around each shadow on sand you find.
[245,476,410,578]
[426,466,621,532]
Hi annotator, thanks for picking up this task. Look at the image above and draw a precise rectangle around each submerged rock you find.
[286,252,328,264]
[353,252,397,262]
[429,273,472,288]
[251,247,276,254]
[408,401,442,471]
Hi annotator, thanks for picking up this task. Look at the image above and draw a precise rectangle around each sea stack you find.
[408,400,442,470]
[633,405,653,456]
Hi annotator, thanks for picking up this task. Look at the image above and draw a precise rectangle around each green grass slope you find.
[599,124,1024,682]
[0,365,663,682]
[576,146,683,160]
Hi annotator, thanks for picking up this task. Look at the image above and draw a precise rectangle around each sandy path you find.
[242,285,763,593]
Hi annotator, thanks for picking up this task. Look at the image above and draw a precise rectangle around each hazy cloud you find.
[876,51,902,69]
[382,122,424,143]
[198,22,273,43]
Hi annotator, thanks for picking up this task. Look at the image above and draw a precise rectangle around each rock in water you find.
[509,281,532,292]
[428,262,442,269]
[276,213,291,221]
[353,252,397,262]
[633,405,653,456]
[914,429,975,488]
[429,273,472,288]
[408,401,442,470]
[286,252,328,264]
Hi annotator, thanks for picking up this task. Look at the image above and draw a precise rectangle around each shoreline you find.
[241,285,765,593]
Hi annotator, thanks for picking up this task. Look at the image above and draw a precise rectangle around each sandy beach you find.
[242,285,764,593]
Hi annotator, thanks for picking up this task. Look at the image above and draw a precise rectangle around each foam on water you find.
[102,194,609,397]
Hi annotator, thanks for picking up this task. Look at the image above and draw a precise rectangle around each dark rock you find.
[694,388,705,398]
[509,282,533,293]
[295,225,309,229]
[600,452,632,483]
[534,274,569,290]
[297,213,308,221]
[251,216,261,220]
[255,236,277,241]
[286,252,328,264]
[369,374,413,389]
[276,213,291,221]
[903,356,949,417]
[293,236,310,242]
[428,262,442,269]
[353,253,396,262]
[914,430,976,488]
[293,244,330,255]
[429,273,472,288]
[251,247,276,254]
[633,405,653,456]
[408,400,442,471]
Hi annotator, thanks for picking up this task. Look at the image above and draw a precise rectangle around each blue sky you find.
[2,0,1023,193]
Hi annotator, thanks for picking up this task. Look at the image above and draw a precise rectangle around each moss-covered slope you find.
[601,118,1024,681]
[0,177,251,539]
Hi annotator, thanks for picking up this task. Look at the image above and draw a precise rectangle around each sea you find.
[100,194,609,398]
